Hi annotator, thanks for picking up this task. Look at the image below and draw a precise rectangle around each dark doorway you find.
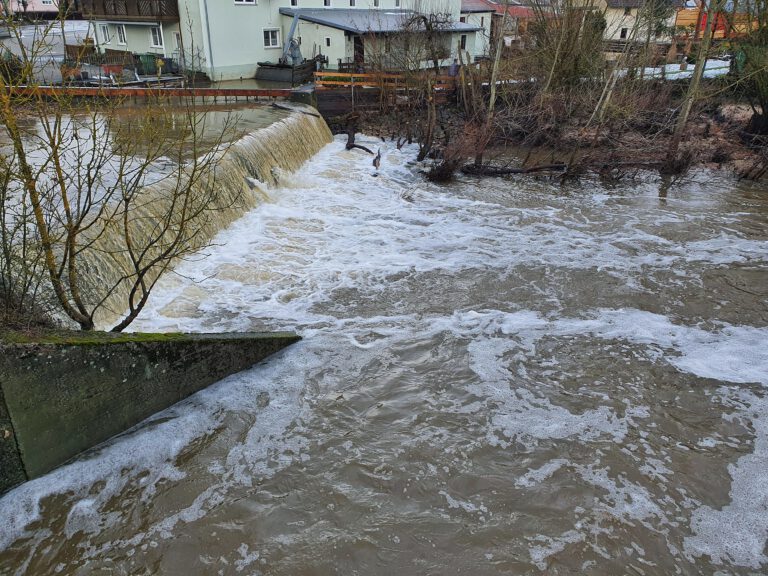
[354,36,364,65]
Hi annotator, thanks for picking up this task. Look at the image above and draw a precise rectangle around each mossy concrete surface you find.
[0,331,300,495]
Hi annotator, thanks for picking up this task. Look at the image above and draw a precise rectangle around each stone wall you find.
[0,331,300,495]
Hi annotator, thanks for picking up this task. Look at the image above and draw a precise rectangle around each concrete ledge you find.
[0,331,300,495]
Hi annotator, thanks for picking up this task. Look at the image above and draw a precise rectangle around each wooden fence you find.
[313,71,457,92]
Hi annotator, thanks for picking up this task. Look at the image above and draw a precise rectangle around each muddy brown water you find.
[0,137,766,575]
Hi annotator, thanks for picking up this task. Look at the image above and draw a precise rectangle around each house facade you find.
[10,0,61,17]
[79,0,182,62]
[185,0,480,80]
[459,0,494,57]
[600,0,679,43]
[84,0,482,80]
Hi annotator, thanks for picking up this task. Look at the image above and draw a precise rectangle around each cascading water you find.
[78,109,333,327]
[0,131,767,575]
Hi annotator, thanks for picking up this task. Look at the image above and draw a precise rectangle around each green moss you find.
[0,330,188,345]
[0,329,300,346]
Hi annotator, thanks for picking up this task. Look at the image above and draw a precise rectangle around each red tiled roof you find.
[461,0,536,18]
[460,0,498,13]
[502,6,537,17]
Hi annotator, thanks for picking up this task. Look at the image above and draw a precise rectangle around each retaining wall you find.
[0,331,300,495]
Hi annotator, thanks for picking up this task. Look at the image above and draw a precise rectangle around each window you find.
[116,24,126,45]
[41,0,53,4]
[624,7,631,15]
[373,0,379,5]
[480,16,484,27]
[395,0,400,6]
[174,31,182,50]
[349,0,355,6]
[291,0,297,5]
[459,16,466,22]
[324,0,330,5]
[325,37,331,47]
[620,27,628,39]
[263,28,280,48]
[150,26,163,47]
[99,24,110,44]
[460,34,466,50]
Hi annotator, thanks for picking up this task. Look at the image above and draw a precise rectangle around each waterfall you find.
[79,108,333,329]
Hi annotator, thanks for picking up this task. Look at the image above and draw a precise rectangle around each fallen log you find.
[462,159,666,177]
[462,163,567,175]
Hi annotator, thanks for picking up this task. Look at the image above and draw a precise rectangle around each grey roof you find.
[279,8,482,33]
[605,0,684,7]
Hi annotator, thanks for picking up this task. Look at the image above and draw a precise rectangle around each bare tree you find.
[665,0,722,171]
[734,0,768,134]
[0,16,243,331]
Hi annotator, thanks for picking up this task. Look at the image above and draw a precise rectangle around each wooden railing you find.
[313,71,457,92]
[80,0,179,21]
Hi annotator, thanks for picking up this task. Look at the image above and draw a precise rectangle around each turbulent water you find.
[1,135,767,575]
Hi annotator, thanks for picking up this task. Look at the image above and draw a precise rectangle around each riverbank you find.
[333,94,767,182]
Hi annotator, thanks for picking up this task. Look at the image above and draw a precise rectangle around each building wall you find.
[9,0,59,14]
[603,8,637,40]
[180,0,283,80]
[602,6,677,42]
[293,19,349,66]
[91,21,181,59]
[92,0,470,80]
[179,0,474,80]
[460,10,492,56]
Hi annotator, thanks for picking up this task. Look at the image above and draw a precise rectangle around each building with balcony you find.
[80,0,182,61]
[83,0,482,81]
[182,0,481,80]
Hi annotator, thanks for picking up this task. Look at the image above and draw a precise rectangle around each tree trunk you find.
[475,0,508,167]
[666,0,720,165]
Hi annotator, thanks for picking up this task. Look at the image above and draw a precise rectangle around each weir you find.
[82,107,333,328]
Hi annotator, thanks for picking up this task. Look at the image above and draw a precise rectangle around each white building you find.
[82,0,483,81]
[459,0,494,57]
[79,0,183,65]
[600,0,680,43]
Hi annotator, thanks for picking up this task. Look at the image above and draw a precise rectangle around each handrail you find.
[4,86,293,98]
[314,71,457,90]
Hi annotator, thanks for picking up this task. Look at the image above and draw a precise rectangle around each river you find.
[1,135,766,575]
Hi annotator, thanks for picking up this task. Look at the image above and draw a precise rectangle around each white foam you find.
[528,530,586,570]
[3,132,767,571]
[684,391,768,569]
[452,308,768,388]
[0,341,313,552]
[516,459,569,488]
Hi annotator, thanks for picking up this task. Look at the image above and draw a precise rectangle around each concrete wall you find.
[0,331,300,495]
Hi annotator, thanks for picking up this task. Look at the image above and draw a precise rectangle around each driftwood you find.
[462,163,567,175]
[345,126,374,154]
[462,159,666,177]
